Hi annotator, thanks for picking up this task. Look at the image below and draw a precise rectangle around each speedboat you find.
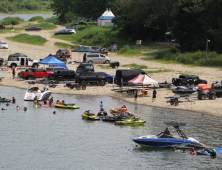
[82,110,100,120]
[115,118,146,125]
[133,122,206,149]
[55,103,80,109]
[24,84,51,101]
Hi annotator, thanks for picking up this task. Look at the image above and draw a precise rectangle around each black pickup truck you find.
[172,75,207,86]
[75,72,107,86]
[48,70,76,81]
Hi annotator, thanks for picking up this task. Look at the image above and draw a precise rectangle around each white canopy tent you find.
[97,8,115,26]
[128,74,158,85]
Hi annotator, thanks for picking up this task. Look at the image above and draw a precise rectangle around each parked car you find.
[48,70,76,81]
[91,46,108,55]
[76,63,94,73]
[211,81,222,97]
[18,68,54,80]
[75,72,106,86]
[172,75,207,86]
[0,25,5,29]
[54,29,74,35]
[109,44,119,51]
[0,42,8,49]
[74,22,87,25]
[56,49,71,59]
[83,53,110,64]
[25,26,41,31]
[115,69,147,86]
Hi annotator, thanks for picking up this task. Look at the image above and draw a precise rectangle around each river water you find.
[0,14,55,21]
[0,85,222,170]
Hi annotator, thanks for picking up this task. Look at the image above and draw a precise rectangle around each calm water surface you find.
[0,86,222,170]
[0,14,55,21]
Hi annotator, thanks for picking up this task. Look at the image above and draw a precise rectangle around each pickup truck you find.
[75,72,107,86]
[172,75,207,86]
[18,68,54,80]
[5,55,39,68]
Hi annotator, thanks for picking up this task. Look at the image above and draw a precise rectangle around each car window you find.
[41,69,46,72]
[36,69,40,72]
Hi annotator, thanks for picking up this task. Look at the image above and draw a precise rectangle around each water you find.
[0,14,55,21]
[0,85,222,170]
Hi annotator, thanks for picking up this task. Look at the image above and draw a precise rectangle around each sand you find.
[1,24,222,117]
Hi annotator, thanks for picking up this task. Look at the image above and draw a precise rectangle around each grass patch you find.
[0,17,25,25]
[122,64,148,69]
[28,16,45,22]
[23,22,57,30]
[6,33,47,45]
[146,69,173,74]
[117,45,142,57]
[97,64,110,69]
[44,16,57,23]
[54,42,80,49]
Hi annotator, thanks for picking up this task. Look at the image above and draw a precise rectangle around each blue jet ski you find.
[196,148,222,155]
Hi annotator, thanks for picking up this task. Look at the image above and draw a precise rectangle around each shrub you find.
[29,16,45,22]
[1,17,25,25]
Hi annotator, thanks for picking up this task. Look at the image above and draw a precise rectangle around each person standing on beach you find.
[152,88,157,102]
[12,67,15,79]
[134,91,138,104]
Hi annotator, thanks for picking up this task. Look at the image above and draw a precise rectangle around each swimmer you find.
[6,103,9,106]
[53,111,56,114]
[2,108,7,110]
[16,105,20,110]
[24,107,27,111]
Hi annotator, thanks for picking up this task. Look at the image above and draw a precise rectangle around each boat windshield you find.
[157,132,176,138]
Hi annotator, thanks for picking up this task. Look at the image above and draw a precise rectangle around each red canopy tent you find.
[128,74,158,85]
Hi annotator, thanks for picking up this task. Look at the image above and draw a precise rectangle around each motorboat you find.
[82,110,100,120]
[115,118,146,125]
[24,84,51,101]
[132,122,206,149]
[0,97,11,102]
[172,86,197,94]
[55,103,80,109]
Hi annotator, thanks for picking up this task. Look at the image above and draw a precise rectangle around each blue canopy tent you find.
[38,56,68,70]
[71,46,101,53]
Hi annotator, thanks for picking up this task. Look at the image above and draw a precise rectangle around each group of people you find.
[134,88,157,104]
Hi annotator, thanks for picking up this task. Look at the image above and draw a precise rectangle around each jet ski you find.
[102,112,134,122]
[97,108,108,118]
[196,148,222,155]
[133,122,206,149]
[115,118,146,125]
[172,86,197,94]
[55,103,80,109]
[82,110,100,120]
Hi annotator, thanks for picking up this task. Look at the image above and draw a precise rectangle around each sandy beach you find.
[1,24,222,117]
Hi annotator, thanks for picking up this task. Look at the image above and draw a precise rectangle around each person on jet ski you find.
[164,128,170,135]
[207,149,216,157]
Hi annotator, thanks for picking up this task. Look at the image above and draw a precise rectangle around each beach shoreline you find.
[0,25,222,118]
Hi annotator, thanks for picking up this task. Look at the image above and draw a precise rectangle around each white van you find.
[83,54,110,64]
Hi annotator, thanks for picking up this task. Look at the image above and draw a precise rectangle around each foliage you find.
[44,16,57,23]
[121,64,148,69]
[6,33,47,45]
[33,23,57,30]
[28,16,44,22]
[117,45,141,56]
[54,42,80,49]
[0,17,25,25]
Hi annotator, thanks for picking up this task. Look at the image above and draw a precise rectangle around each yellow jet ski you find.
[55,103,80,109]
[82,110,100,120]
[115,118,146,125]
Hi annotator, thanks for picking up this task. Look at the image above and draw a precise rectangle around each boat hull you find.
[133,137,205,149]
[24,91,52,101]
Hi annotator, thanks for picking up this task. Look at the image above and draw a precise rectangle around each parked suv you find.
[172,75,207,86]
[109,44,119,51]
[48,70,76,81]
[0,25,5,29]
[83,53,110,64]
[18,68,54,80]
[75,72,106,86]
[76,63,94,73]
[56,49,71,59]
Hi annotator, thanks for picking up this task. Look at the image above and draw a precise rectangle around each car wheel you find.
[127,90,132,95]
[100,80,106,86]
[105,60,110,64]
[81,80,87,86]
[82,85,86,90]
[211,94,216,100]
[88,61,93,64]
[11,64,16,68]
[0,61,3,66]
[201,94,205,100]
[76,85,81,90]
[28,75,35,80]
[32,64,38,68]
[172,78,176,85]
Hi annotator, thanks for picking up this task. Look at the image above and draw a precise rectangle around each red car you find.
[18,68,54,80]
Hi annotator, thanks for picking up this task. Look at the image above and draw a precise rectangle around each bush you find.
[44,16,57,23]
[6,34,47,45]
[1,17,25,25]
[29,16,45,22]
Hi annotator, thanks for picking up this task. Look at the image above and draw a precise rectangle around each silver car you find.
[83,54,110,64]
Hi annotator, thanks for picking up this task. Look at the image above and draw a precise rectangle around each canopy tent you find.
[128,74,158,85]
[97,8,115,26]
[38,56,68,70]
[72,46,100,53]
